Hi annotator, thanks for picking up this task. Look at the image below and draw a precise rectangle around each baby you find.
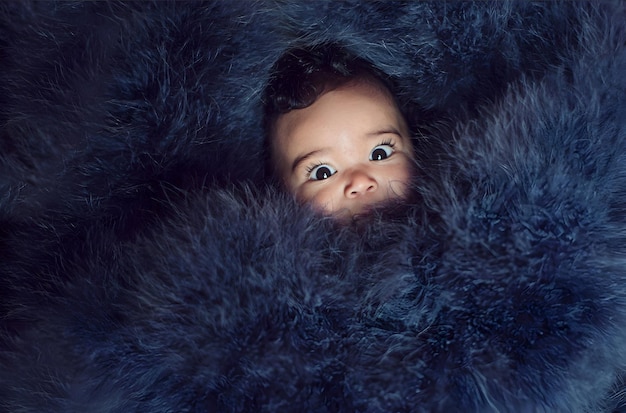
[264,43,415,219]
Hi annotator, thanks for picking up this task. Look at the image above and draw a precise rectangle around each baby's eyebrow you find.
[292,149,324,173]
[366,127,402,137]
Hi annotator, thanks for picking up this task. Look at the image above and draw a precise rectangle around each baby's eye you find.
[308,164,337,181]
[370,144,394,161]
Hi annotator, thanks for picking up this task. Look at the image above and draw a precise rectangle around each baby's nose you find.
[344,169,378,198]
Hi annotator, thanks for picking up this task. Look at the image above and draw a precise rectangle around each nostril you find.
[348,182,377,197]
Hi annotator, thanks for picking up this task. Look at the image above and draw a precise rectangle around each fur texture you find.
[1,1,625,412]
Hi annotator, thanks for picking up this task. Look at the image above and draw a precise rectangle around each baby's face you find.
[271,81,414,218]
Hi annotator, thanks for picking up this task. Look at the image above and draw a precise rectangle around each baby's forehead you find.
[277,85,381,135]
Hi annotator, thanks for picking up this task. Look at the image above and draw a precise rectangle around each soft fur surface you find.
[1,1,626,412]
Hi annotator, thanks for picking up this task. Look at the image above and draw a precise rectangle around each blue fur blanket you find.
[1,1,626,412]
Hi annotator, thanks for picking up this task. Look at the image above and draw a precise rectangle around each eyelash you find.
[304,161,327,176]
[379,139,395,149]
[303,139,396,179]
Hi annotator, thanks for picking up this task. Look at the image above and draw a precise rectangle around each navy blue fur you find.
[1,1,625,412]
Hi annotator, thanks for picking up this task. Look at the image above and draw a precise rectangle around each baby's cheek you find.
[385,158,414,198]
[309,191,336,213]
[297,185,337,214]
[386,176,410,199]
